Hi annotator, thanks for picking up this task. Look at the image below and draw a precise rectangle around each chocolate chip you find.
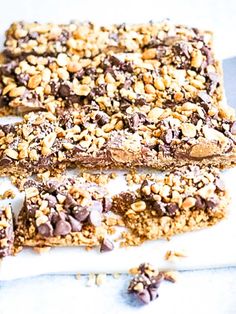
[163,129,173,144]
[0,228,6,240]
[0,124,14,135]
[73,208,89,222]
[109,55,122,67]
[58,84,71,98]
[45,195,57,208]
[152,201,165,217]
[95,111,109,126]
[68,215,82,232]
[0,156,13,166]
[215,178,225,192]
[59,29,70,44]
[166,203,178,216]
[37,222,53,237]
[64,194,77,209]
[206,199,218,209]
[54,219,72,236]
[207,72,219,95]
[194,196,206,210]
[100,238,114,252]
[123,79,132,89]
[201,46,213,65]
[0,61,17,76]
[49,82,58,96]
[67,94,80,105]
[121,62,133,73]
[75,68,85,80]
[135,98,147,106]
[127,112,148,131]
[137,289,151,304]
[103,197,112,212]
[230,121,236,135]
[85,67,96,76]
[45,180,60,193]
[88,210,102,227]
[16,73,29,86]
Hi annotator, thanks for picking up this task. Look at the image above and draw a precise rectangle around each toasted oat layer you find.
[112,165,229,246]
[0,21,226,114]
[15,177,112,250]
[0,205,14,257]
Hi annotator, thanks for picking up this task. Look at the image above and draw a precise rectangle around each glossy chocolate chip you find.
[166,203,178,216]
[0,157,14,166]
[163,129,173,144]
[64,194,77,209]
[88,210,102,227]
[100,238,114,252]
[73,208,90,222]
[37,222,53,237]
[194,196,206,210]
[206,199,218,209]
[95,111,109,126]
[68,215,82,232]
[152,202,165,217]
[137,289,151,304]
[54,219,72,236]
[58,84,71,98]
[45,195,57,208]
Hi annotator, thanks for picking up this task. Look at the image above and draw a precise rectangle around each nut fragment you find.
[131,201,146,212]
[28,75,42,89]
[5,149,18,160]
[181,123,196,138]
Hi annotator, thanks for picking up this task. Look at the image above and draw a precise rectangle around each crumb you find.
[96,273,107,286]
[163,271,179,283]
[86,273,96,287]
[33,246,51,254]
[165,250,187,261]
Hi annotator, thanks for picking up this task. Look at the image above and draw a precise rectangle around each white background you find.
[0,0,236,313]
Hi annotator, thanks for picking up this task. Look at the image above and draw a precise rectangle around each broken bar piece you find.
[0,21,225,115]
[0,106,236,177]
[0,204,14,257]
[112,165,229,246]
[15,177,112,249]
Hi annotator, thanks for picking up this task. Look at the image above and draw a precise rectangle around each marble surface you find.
[1,268,236,314]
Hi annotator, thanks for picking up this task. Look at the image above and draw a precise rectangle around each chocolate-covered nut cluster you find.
[128,263,163,304]
[113,165,229,246]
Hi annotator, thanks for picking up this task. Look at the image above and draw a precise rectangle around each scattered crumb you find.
[75,273,81,280]
[82,172,117,186]
[33,247,51,254]
[0,189,16,200]
[96,273,107,286]
[163,271,179,283]
[86,273,96,287]
[112,272,120,279]
[165,250,187,261]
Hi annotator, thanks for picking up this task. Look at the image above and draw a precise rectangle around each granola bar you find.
[112,166,229,245]
[0,21,224,114]
[0,106,236,176]
[15,177,112,249]
[0,205,14,257]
